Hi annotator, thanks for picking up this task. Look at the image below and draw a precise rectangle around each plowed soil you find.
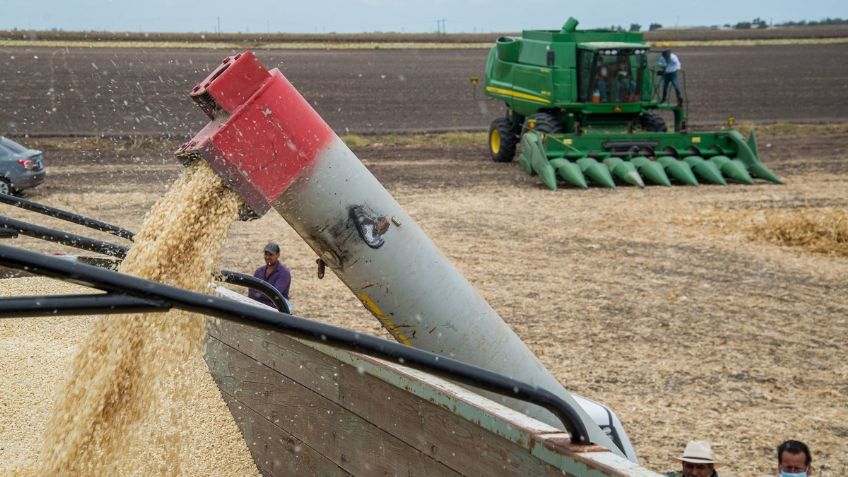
[1,126,847,476]
[2,43,848,136]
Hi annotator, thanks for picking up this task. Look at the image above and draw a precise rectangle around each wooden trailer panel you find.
[205,318,661,477]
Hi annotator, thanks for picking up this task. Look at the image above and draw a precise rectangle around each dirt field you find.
[1,124,846,475]
[2,43,848,137]
[4,24,847,43]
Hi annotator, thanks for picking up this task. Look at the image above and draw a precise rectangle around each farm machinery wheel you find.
[489,117,519,162]
[529,112,563,134]
[637,113,667,132]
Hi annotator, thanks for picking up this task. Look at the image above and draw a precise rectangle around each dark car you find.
[0,136,46,195]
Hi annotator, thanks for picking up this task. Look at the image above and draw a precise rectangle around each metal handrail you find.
[215,270,291,314]
[0,293,169,316]
[0,244,591,446]
[0,211,289,313]
[0,192,135,240]
[0,215,129,258]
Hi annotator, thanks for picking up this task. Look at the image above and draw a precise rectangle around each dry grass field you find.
[1,123,846,475]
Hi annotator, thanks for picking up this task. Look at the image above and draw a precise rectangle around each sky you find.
[2,0,846,34]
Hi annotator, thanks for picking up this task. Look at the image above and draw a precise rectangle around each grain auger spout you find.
[176,51,638,462]
[482,17,783,190]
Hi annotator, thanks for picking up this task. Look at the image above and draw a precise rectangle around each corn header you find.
[482,17,782,189]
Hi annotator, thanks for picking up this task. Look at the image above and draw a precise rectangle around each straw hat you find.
[676,440,717,464]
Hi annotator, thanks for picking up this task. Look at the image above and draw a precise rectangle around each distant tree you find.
[648,23,662,31]
[628,23,641,32]
[777,17,847,27]
[752,17,768,29]
[734,21,752,29]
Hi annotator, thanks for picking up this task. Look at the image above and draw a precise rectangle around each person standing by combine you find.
[248,242,292,311]
[658,49,683,106]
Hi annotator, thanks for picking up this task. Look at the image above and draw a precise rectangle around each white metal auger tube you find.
[178,51,637,461]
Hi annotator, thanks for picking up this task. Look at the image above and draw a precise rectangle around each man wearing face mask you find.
[777,440,812,477]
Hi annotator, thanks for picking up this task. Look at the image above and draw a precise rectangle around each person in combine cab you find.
[658,49,683,106]
[248,242,292,311]
[615,55,637,102]
[664,440,719,477]
[593,64,611,103]
[776,440,812,476]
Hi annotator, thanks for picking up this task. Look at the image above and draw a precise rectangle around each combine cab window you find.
[578,49,646,104]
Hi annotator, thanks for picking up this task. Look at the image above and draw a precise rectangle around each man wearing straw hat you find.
[664,440,719,477]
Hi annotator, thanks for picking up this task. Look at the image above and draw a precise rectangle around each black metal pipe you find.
[0,193,135,241]
[0,293,170,317]
[0,196,289,313]
[216,270,290,313]
[0,244,592,446]
[0,214,289,313]
[0,216,129,258]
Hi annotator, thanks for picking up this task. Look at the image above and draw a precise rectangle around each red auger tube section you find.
[178,52,334,216]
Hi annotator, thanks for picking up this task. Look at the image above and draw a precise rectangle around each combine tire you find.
[529,112,563,134]
[489,117,519,162]
[638,113,668,132]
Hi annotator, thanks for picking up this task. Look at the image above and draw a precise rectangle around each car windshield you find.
[0,137,28,154]
[578,49,646,104]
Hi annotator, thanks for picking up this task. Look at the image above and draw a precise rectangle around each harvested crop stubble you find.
[750,208,848,257]
[4,162,258,475]
[4,132,848,476]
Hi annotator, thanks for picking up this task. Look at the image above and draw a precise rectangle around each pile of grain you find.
[2,162,258,475]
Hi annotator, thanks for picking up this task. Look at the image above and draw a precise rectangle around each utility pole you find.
[216,16,221,34]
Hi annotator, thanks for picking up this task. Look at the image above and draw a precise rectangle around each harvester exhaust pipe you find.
[178,52,631,460]
[561,17,579,32]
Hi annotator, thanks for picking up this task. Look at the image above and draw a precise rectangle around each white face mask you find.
[780,472,807,477]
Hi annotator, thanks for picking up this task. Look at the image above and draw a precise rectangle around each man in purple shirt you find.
[248,242,292,308]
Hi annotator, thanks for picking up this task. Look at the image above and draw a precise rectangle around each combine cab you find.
[483,17,782,189]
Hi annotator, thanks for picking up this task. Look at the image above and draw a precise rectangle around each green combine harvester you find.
[481,17,782,189]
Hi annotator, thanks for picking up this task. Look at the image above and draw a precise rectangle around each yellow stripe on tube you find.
[358,293,412,345]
